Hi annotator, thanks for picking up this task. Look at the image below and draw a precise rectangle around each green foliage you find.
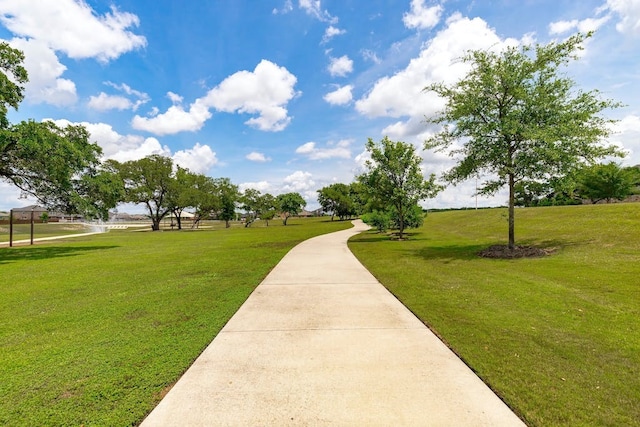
[362,204,425,233]
[276,192,306,225]
[213,178,239,228]
[114,155,175,231]
[425,32,623,249]
[350,204,640,426]
[361,209,391,232]
[0,44,104,214]
[0,42,28,129]
[1,120,103,213]
[317,183,358,220]
[358,136,440,239]
[391,203,425,230]
[0,218,351,426]
[577,162,638,203]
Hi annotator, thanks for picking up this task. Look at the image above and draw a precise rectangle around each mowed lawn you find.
[349,203,639,426]
[0,218,351,426]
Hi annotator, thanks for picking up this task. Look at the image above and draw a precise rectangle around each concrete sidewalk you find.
[141,220,525,426]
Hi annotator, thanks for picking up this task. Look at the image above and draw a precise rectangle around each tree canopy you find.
[358,136,440,239]
[277,192,306,225]
[577,163,639,204]
[425,32,623,250]
[0,43,104,215]
[115,155,175,231]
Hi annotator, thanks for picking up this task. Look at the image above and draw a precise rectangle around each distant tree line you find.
[514,163,640,207]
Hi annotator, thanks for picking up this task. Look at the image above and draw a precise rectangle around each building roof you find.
[11,205,47,212]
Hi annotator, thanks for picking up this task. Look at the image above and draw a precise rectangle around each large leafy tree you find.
[165,167,201,230]
[425,32,623,250]
[358,137,440,239]
[277,192,306,225]
[240,188,262,227]
[116,155,175,231]
[577,163,639,204]
[317,183,357,221]
[0,43,103,214]
[213,178,239,228]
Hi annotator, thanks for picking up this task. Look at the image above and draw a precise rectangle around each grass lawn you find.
[349,203,639,426]
[0,223,96,243]
[0,217,351,426]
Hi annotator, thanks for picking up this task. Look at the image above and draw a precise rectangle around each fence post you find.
[30,208,34,245]
[9,209,13,247]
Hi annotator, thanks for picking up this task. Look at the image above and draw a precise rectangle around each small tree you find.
[358,137,440,239]
[240,188,262,227]
[425,32,623,250]
[258,193,278,226]
[277,192,306,225]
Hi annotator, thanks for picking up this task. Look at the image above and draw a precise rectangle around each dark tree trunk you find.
[508,173,515,250]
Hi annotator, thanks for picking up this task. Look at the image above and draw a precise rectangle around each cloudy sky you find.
[1,0,639,212]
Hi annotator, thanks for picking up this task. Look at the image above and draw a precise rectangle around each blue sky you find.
[1,0,639,212]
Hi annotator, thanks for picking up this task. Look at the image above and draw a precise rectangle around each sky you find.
[1,0,639,212]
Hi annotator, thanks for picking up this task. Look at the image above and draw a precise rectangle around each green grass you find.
[0,223,96,243]
[349,203,640,426]
[0,217,351,426]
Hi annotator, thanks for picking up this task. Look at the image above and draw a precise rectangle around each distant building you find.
[11,205,47,221]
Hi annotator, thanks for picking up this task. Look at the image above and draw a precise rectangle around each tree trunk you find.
[508,173,515,250]
[151,219,160,231]
[398,203,405,240]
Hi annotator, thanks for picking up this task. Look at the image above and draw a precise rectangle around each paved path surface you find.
[141,220,525,426]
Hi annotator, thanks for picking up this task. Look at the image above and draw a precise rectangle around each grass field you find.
[349,203,639,426]
[0,223,96,243]
[0,217,351,426]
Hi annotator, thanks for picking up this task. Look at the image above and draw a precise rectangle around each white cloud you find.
[239,181,271,193]
[610,114,640,166]
[295,139,352,160]
[167,91,183,104]
[246,151,272,162]
[131,100,212,135]
[322,25,346,43]
[88,82,149,111]
[403,0,443,30]
[282,170,315,192]
[0,0,146,62]
[299,0,337,23]
[327,55,353,77]
[49,119,170,162]
[323,85,353,105]
[8,37,77,106]
[135,60,299,135]
[361,49,381,64]
[606,0,640,36]
[549,16,610,35]
[203,59,298,131]
[172,143,218,174]
[88,92,134,111]
[356,15,506,126]
[272,0,293,15]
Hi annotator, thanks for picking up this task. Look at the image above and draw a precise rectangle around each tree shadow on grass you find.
[408,244,491,262]
[0,245,120,265]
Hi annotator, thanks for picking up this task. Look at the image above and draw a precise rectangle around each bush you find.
[361,210,391,232]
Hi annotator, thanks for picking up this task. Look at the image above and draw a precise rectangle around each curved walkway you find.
[141,220,525,426]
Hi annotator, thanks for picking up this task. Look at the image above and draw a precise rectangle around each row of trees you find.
[515,162,640,207]
[0,42,310,231]
[107,154,307,230]
[322,32,631,251]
